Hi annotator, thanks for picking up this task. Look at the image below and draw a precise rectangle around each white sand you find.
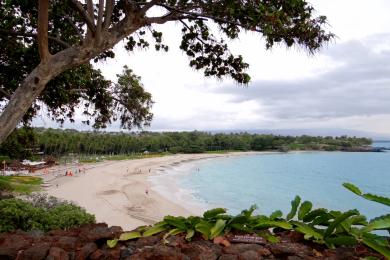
[40,152,269,231]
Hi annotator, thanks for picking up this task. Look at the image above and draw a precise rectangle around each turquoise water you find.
[178,151,390,219]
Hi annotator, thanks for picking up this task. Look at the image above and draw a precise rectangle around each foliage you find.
[0,197,95,233]
[108,183,390,258]
[0,0,334,144]
[0,176,42,194]
[0,127,372,159]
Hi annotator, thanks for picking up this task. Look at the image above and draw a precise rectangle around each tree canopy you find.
[0,0,334,144]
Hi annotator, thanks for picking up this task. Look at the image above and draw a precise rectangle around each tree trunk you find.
[0,17,143,144]
[0,47,82,144]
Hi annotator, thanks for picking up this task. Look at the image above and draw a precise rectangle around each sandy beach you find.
[39,152,263,231]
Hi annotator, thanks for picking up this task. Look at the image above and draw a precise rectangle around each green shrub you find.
[0,198,95,233]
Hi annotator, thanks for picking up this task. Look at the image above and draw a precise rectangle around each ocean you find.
[150,144,390,219]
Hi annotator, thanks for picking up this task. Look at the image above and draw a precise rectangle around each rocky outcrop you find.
[0,224,383,259]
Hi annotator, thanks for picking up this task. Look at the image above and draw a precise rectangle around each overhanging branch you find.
[0,29,71,48]
[69,0,96,35]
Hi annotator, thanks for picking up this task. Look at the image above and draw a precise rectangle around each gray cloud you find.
[213,34,390,121]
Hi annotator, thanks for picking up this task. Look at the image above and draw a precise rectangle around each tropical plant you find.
[0,198,95,232]
[107,183,390,258]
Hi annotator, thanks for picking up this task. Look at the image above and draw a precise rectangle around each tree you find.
[0,0,334,144]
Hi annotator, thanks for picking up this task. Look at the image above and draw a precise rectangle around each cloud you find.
[211,34,390,124]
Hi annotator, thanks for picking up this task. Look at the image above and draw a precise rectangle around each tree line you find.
[0,127,372,160]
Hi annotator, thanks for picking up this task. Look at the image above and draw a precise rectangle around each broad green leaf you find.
[230,223,252,233]
[324,210,359,237]
[287,196,301,220]
[298,201,313,220]
[291,221,324,241]
[302,208,328,223]
[325,235,357,247]
[216,214,233,221]
[258,231,280,243]
[203,208,227,219]
[366,214,390,231]
[163,216,187,230]
[362,193,390,207]
[163,228,184,244]
[185,229,195,241]
[143,225,167,237]
[342,183,362,195]
[119,231,142,241]
[269,210,283,220]
[241,205,257,218]
[106,239,118,248]
[195,221,213,240]
[255,220,292,230]
[210,219,226,239]
[362,234,390,259]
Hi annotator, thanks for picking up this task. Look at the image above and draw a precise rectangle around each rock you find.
[108,247,121,259]
[180,240,221,260]
[90,249,109,260]
[129,245,188,260]
[76,242,97,259]
[0,233,32,259]
[54,236,79,251]
[267,242,311,257]
[219,254,239,260]
[120,247,134,258]
[238,250,260,260]
[135,236,161,248]
[19,242,50,260]
[79,223,119,242]
[46,247,69,260]
[223,244,264,255]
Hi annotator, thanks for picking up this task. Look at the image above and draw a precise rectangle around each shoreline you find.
[40,152,270,231]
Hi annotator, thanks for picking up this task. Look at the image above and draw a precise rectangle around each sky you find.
[33,0,390,135]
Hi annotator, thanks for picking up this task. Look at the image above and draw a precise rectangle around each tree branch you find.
[156,3,262,33]
[65,16,83,40]
[0,88,11,99]
[103,0,114,31]
[96,0,105,45]
[0,29,71,48]
[140,0,161,14]
[38,0,50,61]
[69,0,96,35]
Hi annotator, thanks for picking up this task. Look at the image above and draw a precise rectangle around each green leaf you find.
[106,239,118,248]
[269,210,283,220]
[241,205,257,218]
[366,214,390,231]
[325,235,357,247]
[163,216,187,230]
[362,234,390,258]
[163,228,184,244]
[143,224,167,237]
[210,219,226,239]
[257,231,280,243]
[255,220,292,230]
[291,221,324,241]
[203,208,227,219]
[119,231,142,241]
[302,208,328,223]
[342,183,362,195]
[298,201,313,220]
[324,210,359,237]
[195,220,213,240]
[185,229,195,241]
[287,196,301,220]
[362,193,390,207]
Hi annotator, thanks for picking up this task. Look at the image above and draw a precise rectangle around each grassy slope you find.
[0,176,43,193]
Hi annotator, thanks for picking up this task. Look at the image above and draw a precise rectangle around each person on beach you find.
[145,188,149,195]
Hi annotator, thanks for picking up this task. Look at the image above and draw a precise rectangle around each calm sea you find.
[154,142,390,219]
